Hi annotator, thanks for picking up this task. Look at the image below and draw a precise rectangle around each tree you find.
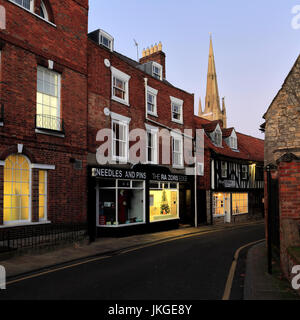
[160,190,170,215]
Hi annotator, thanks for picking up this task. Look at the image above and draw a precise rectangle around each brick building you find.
[0,0,88,231]
[262,54,300,283]
[87,30,196,236]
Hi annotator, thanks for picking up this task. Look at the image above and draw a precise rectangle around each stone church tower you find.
[198,35,227,128]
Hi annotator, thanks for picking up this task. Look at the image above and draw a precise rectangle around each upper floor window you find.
[146,125,158,164]
[147,86,158,116]
[111,67,130,106]
[152,62,162,80]
[39,1,49,21]
[221,161,228,178]
[12,0,33,11]
[36,66,62,132]
[211,125,222,147]
[171,132,183,168]
[170,96,183,124]
[99,30,114,51]
[228,130,238,150]
[241,165,248,180]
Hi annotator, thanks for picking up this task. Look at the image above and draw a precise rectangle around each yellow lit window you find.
[232,193,248,214]
[39,170,47,220]
[3,155,30,224]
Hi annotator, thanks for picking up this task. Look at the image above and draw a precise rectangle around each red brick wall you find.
[0,0,88,225]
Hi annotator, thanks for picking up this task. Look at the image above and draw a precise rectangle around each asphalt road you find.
[0,223,264,300]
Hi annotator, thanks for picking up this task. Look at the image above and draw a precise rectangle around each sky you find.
[88,0,300,139]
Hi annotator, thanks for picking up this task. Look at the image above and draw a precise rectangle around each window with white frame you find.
[146,125,158,164]
[39,170,47,220]
[39,1,49,21]
[3,154,31,224]
[111,67,130,106]
[11,0,34,11]
[241,165,248,180]
[147,86,158,116]
[36,66,61,131]
[152,62,162,80]
[232,193,248,214]
[112,120,128,162]
[228,131,238,149]
[98,30,114,51]
[211,125,222,146]
[171,132,183,167]
[221,161,228,178]
[170,96,183,124]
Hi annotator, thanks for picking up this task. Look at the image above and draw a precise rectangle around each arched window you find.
[39,1,49,21]
[3,154,31,224]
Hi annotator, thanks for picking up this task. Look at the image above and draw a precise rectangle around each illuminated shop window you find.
[97,179,145,227]
[3,154,31,224]
[39,170,47,220]
[232,193,248,214]
[149,182,179,223]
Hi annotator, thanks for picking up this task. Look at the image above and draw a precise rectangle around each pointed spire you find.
[198,97,203,116]
[222,97,227,128]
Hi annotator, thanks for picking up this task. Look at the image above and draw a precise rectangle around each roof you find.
[222,128,234,138]
[194,116,264,162]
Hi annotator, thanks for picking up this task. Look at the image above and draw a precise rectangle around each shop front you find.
[88,166,193,237]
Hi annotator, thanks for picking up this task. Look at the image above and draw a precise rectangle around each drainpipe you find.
[144,77,148,120]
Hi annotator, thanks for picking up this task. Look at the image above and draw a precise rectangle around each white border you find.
[111,66,131,106]
[170,96,184,124]
[146,86,158,117]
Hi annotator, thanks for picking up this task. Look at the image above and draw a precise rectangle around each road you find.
[0,223,264,300]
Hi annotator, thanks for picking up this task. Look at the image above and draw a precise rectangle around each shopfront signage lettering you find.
[151,173,188,183]
[92,168,146,180]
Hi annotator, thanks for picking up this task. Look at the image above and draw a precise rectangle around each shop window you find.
[97,179,145,227]
[150,182,179,223]
[232,193,248,215]
[3,154,31,224]
[212,192,231,216]
[38,170,47,220]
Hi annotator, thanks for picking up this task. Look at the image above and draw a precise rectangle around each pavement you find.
[244,242,300,300]
[1,219,298,300]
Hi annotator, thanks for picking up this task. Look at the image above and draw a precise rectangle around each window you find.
[150,182,179,222]
[39,1,49,21]
[146,125,158,164]
[229,136,238,149]
[97,179,145,227]
[36,66,61,131]
[221,161,228,178]
[112,120,128,162]
[170,96,183,124]
[171,133,183,167]
[12,0,33,11]
[111,67,130,106]
[147,86,158,116]
[3,155,31,224]
[152,62,162,80]
[99,30,114,51]
[241,165,248,180]
[232,193,248,215]
[39,170,47,220]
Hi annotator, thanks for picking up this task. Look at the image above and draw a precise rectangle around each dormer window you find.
[152,62,162,80]
[211,125,222,147]
[228,130,238,149]
[99,30,114,51]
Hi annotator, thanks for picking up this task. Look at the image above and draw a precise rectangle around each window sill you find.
[232,212,248,216]
[0,220,51,228]
[35,128,65,138]
[213,214,225,218]
[8,0,57,27]
[147,112,158,118]
[111,96,130,107]
[171,119,183,125]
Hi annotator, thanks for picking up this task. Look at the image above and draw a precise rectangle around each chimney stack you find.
[140,41,166,79]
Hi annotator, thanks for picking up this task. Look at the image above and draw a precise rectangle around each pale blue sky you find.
[88,0,300,138]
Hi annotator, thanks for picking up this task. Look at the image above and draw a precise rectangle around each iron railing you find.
[35,114,65,134]
[0,223,87,253]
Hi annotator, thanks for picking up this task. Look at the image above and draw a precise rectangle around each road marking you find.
[6,222,264,287]
[222,239,265,300]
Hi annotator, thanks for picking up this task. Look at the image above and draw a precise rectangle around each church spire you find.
[200,34,226,127]
[198,97,203,116]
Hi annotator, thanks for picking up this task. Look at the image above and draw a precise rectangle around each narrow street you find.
[0,223,265,300]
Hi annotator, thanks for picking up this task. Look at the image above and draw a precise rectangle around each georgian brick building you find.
[0,0,88,229]
[87,30,196,236]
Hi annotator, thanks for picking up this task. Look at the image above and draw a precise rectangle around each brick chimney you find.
[139,42,166,79]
